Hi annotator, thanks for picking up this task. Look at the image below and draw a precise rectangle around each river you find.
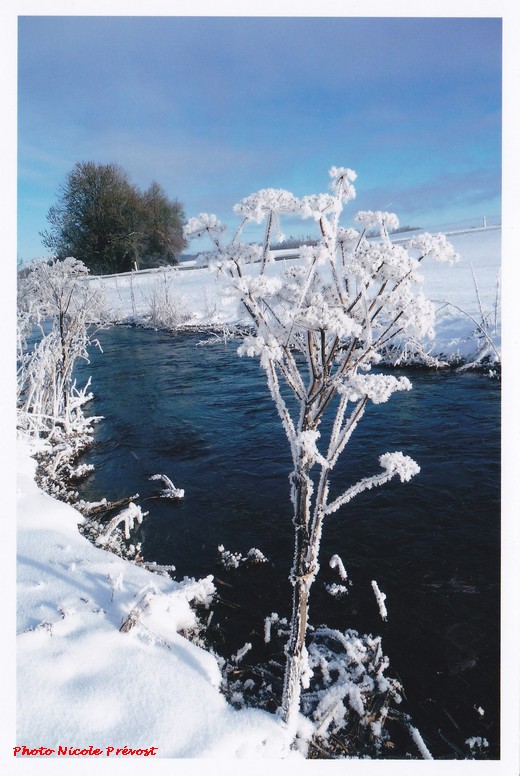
[76,326,500,759]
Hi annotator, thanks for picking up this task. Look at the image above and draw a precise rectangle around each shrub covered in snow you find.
[17,257,105,497]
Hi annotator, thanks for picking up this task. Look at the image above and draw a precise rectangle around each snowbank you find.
[83,227,501,363]
[15,435,299,761]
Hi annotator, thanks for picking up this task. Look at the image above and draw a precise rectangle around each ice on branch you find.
[183,213,225,240]
[231,642,252,664]
[97,502,148,545]
[329,554,348,581]
[371,580,388,621]
[379,451,420,482]
[408,723,434,760]
[217,545,268,570]
[300,194,337,221]
[337,226,361,246]
[400,292,436,340]
[149,473,185,500]
[329,166,357,201]
[232,274,283,299]
[294,295,362,337]
[298,429,328,468]
[233,188,300,223]
[207,243,263,274]
[355,210,399,235]
[325,452,420,515]
[307,627,403,743]
[237,334,284,366]
[325,583,348,598]
[264,612,282,643]
[408,232,460,263]
[338,374,412,405]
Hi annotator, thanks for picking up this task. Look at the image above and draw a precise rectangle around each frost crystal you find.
[466,736,489,749]
[218,544,268,569]
[246,547,268,564]
[379,452,420,482]
[325,583,348,598]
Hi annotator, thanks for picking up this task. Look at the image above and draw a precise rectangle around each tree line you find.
[41,162,186,275]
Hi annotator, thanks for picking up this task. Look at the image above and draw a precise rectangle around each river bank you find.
[15,433,301,761]
[82,226,502,367]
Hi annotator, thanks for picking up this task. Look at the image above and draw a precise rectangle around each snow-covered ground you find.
[11,225,504,768]
[84,226,501,363]
[15,435,300,763]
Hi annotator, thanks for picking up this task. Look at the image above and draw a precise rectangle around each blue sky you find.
[18,15,502,260]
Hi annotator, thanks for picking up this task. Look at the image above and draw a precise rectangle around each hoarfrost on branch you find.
[184,165,454,739]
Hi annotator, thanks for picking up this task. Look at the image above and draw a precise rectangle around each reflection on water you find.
[77,327,500,758]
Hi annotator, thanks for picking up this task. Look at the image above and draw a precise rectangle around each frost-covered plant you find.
[17,257,104,440]
[329,553,348,581]
[303,627,404,752]
[185,167,455,738]
[371,580,388,621]
[149,473,185,499]
[96,501,149,547]
[436,264,501,370]
[465,736,489,758]
[80,498,146,561]
[226,612,429,759]
[146,268,191,329]
[324,583,348,599]
[217,544,268,569]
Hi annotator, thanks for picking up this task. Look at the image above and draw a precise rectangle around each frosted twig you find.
[149,473,185,499]
[371,580,388,621]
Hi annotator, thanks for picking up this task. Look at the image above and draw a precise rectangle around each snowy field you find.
[13,225,504,767]
[83,226,501,363]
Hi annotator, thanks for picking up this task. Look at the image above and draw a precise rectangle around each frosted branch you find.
[149,473,185,499]
[329,554,348,581]
[325,452,420,516]
[371,580,388,621]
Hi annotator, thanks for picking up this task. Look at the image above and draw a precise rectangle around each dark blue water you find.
[77,327,500,759]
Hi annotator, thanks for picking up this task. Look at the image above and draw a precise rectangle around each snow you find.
[82,226,501,363]
[419,227,501,359]
[15,435,300,761]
